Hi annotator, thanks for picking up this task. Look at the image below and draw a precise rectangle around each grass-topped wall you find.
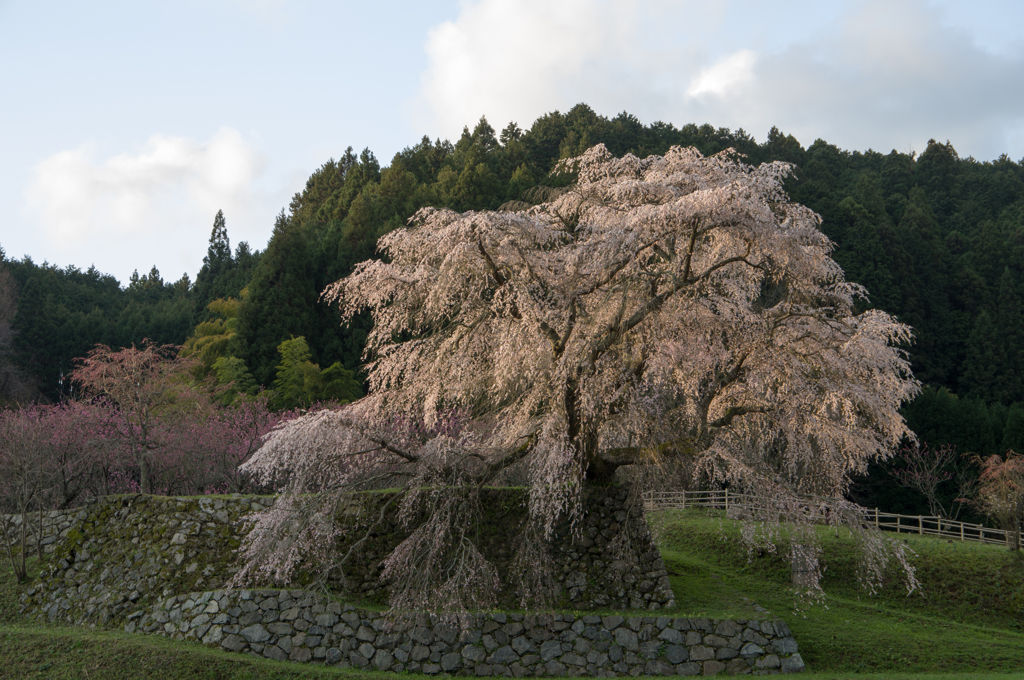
[18,486,675,630]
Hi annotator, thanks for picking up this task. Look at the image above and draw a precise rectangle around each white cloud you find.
[416,0,640,139]
[686,50,757,98]
[416,0,1024,160]
[24,128,269,282]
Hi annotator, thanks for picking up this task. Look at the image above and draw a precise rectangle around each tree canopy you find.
[3,104,1024,520]
[236,144,920,612]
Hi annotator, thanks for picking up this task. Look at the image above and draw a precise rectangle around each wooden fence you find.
[643,489,1017,548]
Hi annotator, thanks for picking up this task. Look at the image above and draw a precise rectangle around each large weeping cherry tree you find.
[236,144,921,613]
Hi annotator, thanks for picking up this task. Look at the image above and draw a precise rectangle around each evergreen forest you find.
[2,104,1023,515]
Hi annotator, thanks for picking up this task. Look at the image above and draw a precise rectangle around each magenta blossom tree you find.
[236,144,921,611]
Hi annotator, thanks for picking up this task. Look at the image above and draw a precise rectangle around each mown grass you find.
[652,508,1024,676]
[3,509,1024,678]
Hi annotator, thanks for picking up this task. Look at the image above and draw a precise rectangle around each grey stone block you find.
[781,653,805,673]
[703,659,725,676]
[740,642,764,659]
[544,660,566,676]
[240,624,269,644]
[221,634,247,652]
[267,622,293,636]
[316,613,338,628]
[440,652,462,671]
[644,659,675,676]
[489,645,520,665]
[742,628,769,645]
[663,644,688,664]
[375,650,394,671]
[704,634,729,648]
[725,658,750,675]
[602,615,624,630]
[561,652,586,666]
[540,639,563,661]
[613,627,638,651]
[411,626,434,645]
[657,627,682,644]
[639,640,660,660]
[773,636,799,655]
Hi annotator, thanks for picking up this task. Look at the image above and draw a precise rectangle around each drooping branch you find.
[237,142,921,608]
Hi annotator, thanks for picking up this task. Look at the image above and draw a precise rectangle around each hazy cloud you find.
[686,50,757,98]
[417,0,1024,160]
[24,128,268,282]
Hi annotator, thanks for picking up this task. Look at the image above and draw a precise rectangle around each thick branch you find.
[477,238,506,286]
[709,405,767,429]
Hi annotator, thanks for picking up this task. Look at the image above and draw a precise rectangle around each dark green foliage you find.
[212,356,257,404]
[236,211,320,387]
[192,210,261,324]
[3,258,193,402]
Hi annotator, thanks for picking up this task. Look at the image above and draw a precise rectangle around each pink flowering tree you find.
[236,144,921,611]
[69,342,199,494]
[158,393,299,495]
[38,399,123,508]
[973,450,1024,550]
[0,405,53,580]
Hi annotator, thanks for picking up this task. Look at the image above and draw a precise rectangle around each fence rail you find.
[643,489,1018,548]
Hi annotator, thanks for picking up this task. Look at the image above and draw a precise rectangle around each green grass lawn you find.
[652,508,1024,677]
[3,508,1024,678]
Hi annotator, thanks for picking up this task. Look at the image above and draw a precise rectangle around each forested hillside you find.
[2,104,1022,512]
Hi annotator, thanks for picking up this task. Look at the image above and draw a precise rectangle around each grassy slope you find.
[2,509,1024,678]
[653,509,1024,678]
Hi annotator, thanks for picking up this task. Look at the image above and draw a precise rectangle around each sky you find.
[2,0,1023,286]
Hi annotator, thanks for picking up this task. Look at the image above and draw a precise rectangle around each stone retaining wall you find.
[130,588,804,676]
[19,494,274,626]
[16,491,804,675]
[329,487,676,611]
[1,508,84,554]
[20,489,676,628]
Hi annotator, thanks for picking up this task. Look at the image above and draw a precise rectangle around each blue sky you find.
[2,0,1023,285]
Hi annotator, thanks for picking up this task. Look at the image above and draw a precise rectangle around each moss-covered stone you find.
[18,487,674,630]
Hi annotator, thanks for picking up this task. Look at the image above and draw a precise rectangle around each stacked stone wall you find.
[19,488,676,625]
[19,494,274,626]
[131,588,804,676]
[14,489,804,675]
[328,486,676,611]
[1,507,85,554]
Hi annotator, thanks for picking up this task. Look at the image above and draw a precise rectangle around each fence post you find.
[874,508,879,529]
[919,516,923,535]
[725,490,729,512]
